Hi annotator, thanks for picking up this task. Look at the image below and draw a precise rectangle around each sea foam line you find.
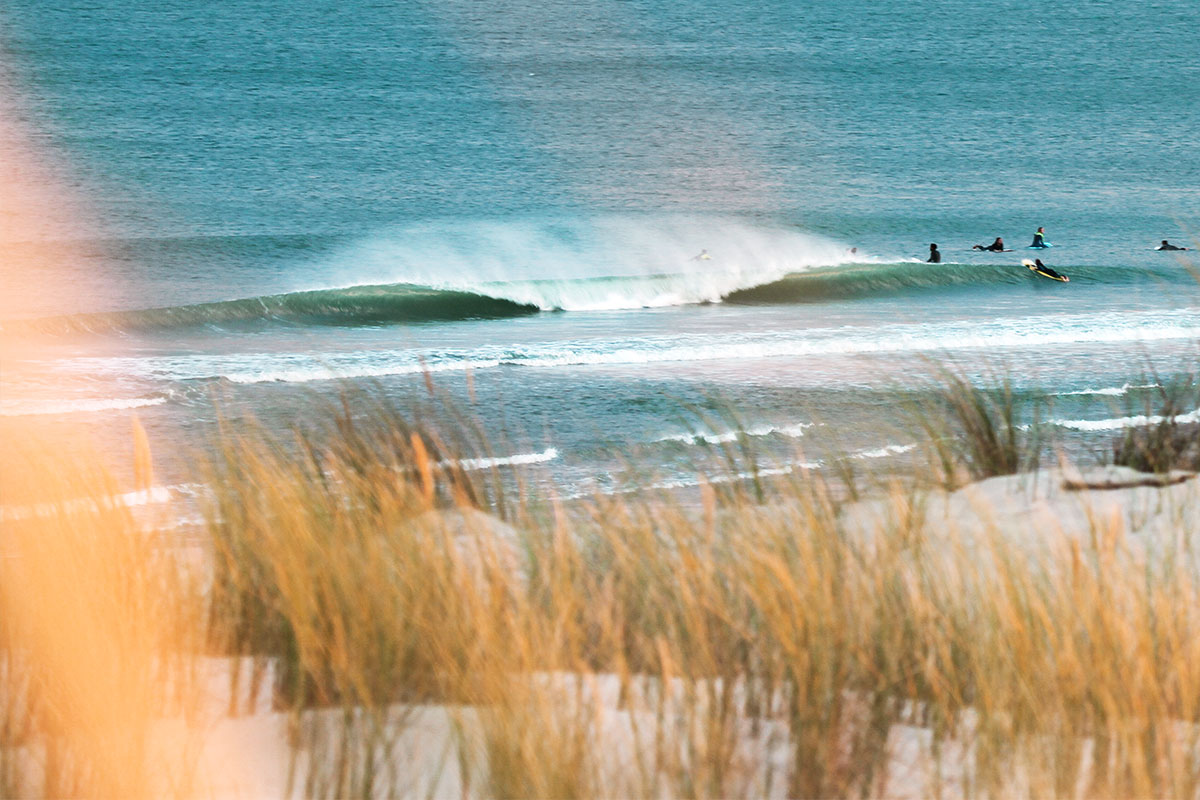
[0,484,183,522]
[54,308,1200,385]
[453,447,559,471]
[1053,383,1159,397]
[1050,408,1200,432]
[853,443,917,459]
[0,396,167,416]
[653,423,811,445]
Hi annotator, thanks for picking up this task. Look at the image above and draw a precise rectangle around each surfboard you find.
[1022,258,1069,282]
[1027,243,1053,249]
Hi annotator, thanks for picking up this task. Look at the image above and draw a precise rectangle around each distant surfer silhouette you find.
[1030,227,1049,248]
[973,237,1007,252]
[1157,240,1189,251]
[927,243,941,263]
[691,249,712,261]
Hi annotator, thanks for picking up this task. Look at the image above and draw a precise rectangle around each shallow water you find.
[3,0,1199,499]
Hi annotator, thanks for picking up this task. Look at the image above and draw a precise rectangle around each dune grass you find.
[195,390,1200,798]
[3,377,1200,798]
[910,368,1042,488]
[1111,376,1200,473]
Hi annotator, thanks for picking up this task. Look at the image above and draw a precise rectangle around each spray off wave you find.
[10,216,860,334]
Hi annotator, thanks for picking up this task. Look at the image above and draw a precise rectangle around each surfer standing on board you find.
[973,237,1006,252]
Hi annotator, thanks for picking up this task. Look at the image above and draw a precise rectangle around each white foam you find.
[653,423,811,445]
[224,359,501,385]
[1054,383,1158,397]
[0,484,178,521]
[59,308,1200,385]
[1051,408,1200,431]
[853,443,917,459]
[0,396,166,416]
[563,458,822,500]
[453,447,559,471]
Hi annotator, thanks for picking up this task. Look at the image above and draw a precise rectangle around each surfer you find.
[690,249,712,261]
[927,243,941,263]
[1033,259,1068,281]
[1156,240,1189,251]
[973,237,1006,252]
[1030,227,1048,248]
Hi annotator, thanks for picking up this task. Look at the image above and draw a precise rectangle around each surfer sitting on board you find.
[927,243,941,263]
[1157,240,1189,251]
[1030,227,1049,248]
[973,237,1007,252]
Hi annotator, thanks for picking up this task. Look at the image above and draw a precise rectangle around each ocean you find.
[3,0,1199,509]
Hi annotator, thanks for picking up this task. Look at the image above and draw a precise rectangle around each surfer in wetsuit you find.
[973,237,1006,252]
[1157,240,1189,251]
[1030,227,1048,248]
[690,249,712,261]
[1033,259,1067,280]
[927,243,941,263]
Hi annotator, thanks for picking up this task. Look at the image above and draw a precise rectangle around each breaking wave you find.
[14,260,1183,337]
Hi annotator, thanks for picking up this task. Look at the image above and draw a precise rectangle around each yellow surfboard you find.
[1022,258,1069,282]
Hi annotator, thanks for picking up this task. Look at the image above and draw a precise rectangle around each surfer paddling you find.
[1023,257,1069,282]
[1156,240,1189,251]
[973,237,1008,252]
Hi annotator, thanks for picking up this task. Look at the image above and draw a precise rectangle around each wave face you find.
[17,259,1155,336]
[13,285,540,335]
[723,261,1166,304]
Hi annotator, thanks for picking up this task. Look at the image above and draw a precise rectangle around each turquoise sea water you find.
[3,0,1199,499]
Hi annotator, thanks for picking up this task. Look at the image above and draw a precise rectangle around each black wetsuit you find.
[1157,243,1187,251]
[928,247,941,263]
[1033,260,1066,280]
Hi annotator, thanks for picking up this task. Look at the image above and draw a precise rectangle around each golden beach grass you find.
[1,381,1199,798]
